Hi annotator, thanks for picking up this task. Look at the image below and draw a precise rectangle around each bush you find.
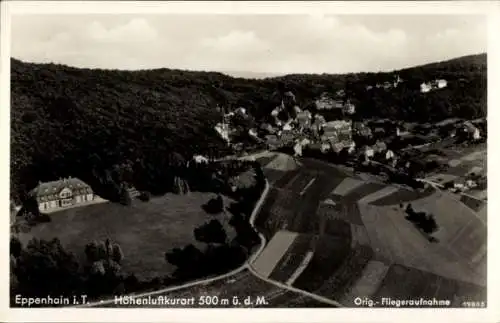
[202,195,224,214]
[194,219,227,244]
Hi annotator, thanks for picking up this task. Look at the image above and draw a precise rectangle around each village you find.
[214,78,487,201]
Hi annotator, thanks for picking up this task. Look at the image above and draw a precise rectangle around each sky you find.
[10,14,487,75]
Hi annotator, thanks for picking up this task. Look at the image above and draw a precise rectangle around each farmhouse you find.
[30,177,96,212]
[434,79,448,89]
[420,82,432,93]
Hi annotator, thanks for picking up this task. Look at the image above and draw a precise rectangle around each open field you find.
[291,232,353,291]
[370,186,435,206]
[339,260,390,305]
[299,245,375,300]
[373,264,486,307]
[336,182,388,203]
[17,192,237,281]
[362,190,485,278]
[268,234,315,282]
[318,201,364,226]
[460,194,486,212]
[331,178,365,196]
[255,169,342,238]
[254,153,278,168]
[253,155,486,306]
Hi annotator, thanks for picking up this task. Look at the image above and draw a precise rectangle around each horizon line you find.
[10,52,486,79]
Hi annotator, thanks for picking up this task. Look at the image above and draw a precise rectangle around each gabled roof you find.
[31,177,91,198]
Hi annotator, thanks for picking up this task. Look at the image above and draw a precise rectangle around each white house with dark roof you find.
[420,82,432,93]
[30,177,97,212]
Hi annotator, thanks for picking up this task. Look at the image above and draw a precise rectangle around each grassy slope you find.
[17,192,236,281]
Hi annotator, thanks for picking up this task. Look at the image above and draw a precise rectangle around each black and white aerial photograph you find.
[3,1,497,321]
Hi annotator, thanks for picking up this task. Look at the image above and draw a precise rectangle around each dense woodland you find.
[10,53,486,202]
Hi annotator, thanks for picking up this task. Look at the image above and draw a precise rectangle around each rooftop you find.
[31,177,91,197]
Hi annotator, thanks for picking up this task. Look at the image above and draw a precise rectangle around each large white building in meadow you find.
[30,177,96,212]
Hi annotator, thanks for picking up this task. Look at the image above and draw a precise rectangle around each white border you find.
[1,1,499,323]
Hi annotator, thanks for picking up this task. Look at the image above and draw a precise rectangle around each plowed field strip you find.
[268,234,315,282]
[342,182,388,203]
[252,230,298,278]
[331,178,365,196]
[292,233,353,292]
[370,187,435,206]
[313,245,374,301]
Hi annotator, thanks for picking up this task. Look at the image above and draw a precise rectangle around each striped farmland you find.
[252,230,299,278]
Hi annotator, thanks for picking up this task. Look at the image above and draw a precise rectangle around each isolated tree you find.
[202,194,224,214]
[84,241,100,263]
[194,219,227,245]
[165,244,205,279]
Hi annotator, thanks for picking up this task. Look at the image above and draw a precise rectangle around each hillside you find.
[10,53,486,202]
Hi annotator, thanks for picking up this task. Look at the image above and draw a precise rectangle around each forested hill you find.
[10,53,486,202]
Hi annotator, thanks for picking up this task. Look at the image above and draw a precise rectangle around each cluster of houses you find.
[366,75,404,91]
[214,105,249,144]
[364,75,448,94]
[259,91,357,157]
[434,117,484,141]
